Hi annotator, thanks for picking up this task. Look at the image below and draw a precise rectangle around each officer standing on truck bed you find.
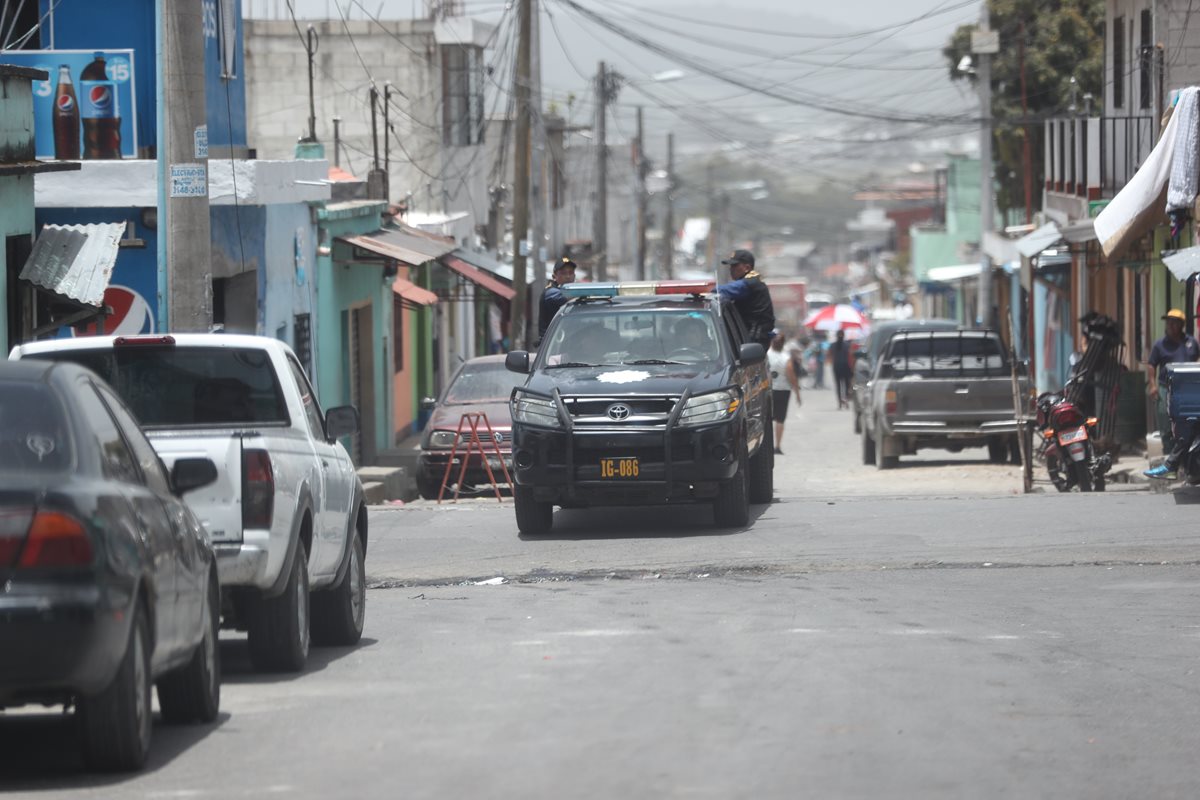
[538,257,578,342]
[716,249,776,349]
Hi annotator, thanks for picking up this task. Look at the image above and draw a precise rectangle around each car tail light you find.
[242,448,274,529]
[885,390,898,416]
[0,507,35,567]
[16,510,93,568]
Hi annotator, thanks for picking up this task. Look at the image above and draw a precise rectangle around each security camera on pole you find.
[972,15,998,330]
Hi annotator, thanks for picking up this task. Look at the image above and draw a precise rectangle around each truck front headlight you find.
[511,392,563,428]
[677,389,740,427]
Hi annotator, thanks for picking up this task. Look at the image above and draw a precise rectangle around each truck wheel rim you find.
[297,559,309,653]
[350,543,365,628]
[133,625,148,738]
[203,586,217,690]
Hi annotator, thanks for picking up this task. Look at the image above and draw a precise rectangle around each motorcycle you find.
[1035,391,1112,492]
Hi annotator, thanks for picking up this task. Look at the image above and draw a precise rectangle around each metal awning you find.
[925,263,982,283]
[1016,222,1063,258]
[441,255,516,300]
[20,222,125,307]
[339,227,455,267]
[392,276,438,306]
[1163,247,1200,282]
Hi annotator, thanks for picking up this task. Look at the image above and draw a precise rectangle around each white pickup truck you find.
[10,334,368,673]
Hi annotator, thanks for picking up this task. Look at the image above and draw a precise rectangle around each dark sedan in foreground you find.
[417,355,526,500]
[0,360,221,772]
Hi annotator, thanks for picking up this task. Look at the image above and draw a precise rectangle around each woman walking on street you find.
[829,329,854,409]
[767,333,801,454]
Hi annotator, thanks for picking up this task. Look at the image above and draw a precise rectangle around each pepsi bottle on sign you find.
[52,65,80,160]
[80,53,121,159]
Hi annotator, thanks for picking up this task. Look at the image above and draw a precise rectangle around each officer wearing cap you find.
[716,249,775,348]
[538,257,578,341]
[1145,308,1200,477]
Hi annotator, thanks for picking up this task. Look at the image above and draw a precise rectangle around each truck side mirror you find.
[739,343,766,365]
[420,396,437,411]
[326,405,360,441]
[505,351,531,374]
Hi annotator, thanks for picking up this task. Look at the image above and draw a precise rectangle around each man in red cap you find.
[1145,308,1200,478]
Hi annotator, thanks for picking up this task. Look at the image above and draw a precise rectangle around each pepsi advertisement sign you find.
[0,48,138,160]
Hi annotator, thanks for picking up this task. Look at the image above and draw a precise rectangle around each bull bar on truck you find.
[511,383,744,502]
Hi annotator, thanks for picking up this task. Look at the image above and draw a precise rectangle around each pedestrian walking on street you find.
[1146,308,1200,474]
[829,329,854,408]
[807,333,826,389]
[716,249,776,349]
[767,332,801,454]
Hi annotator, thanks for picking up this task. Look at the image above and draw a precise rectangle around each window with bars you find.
[442,46,484,147]
[294,313,313,378]
[1139,9,1152,110]
[1113,15,1125,109]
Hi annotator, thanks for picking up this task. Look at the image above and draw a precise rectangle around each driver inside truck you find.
[671,317,717,360]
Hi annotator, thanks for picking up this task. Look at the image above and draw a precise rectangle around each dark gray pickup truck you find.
[860,329,1027,469]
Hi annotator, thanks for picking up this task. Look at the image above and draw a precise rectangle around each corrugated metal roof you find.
[20,223,125,307]
[339,226,455,267]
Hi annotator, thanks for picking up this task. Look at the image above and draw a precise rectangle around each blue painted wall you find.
[37,0,247,152]
[263,204,319,356]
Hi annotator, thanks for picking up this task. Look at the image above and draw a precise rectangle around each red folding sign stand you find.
[436,412,513,504]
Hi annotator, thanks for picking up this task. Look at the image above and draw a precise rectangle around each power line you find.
[552,0,976,126]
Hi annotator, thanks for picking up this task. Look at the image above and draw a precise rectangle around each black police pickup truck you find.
[504,281,774,535]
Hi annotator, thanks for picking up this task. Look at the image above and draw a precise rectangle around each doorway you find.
[349,305,376,465]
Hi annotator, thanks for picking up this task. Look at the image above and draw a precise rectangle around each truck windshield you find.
[29,347,288,428]
[541,310,722,366]
[0,380,72,472]
[886,335,1007,376]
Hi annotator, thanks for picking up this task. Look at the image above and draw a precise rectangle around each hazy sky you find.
[262,0,985,177]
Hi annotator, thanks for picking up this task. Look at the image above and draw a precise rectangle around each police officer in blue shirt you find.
[538,257,577,341]
[716,249,775,348]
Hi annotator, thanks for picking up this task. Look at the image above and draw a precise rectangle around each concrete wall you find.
[244,19,489,246]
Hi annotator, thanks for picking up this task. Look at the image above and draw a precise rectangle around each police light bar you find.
[560,280,715,298]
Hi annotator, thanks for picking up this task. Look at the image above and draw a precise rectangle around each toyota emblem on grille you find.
[606,403,632,421]
[493,432,504,442]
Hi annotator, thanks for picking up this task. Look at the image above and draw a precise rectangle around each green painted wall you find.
[0,175,35,353]
[314,202,391,460]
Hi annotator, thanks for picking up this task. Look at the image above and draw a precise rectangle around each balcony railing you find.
[1044,116,1154,200]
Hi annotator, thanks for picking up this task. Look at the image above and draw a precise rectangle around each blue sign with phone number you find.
[0,48,138,159]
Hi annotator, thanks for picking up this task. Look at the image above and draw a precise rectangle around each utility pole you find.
[634,105,647,280]
[305,25,318,142]
[973,13,998,329]
[367,85,387,200]
[384,83,392,179]
[511,0,532,347]
[705,161,715,271]
[529,0,546,331]
[662,131,674,279]
[1018,21,1032,225]
[160,0,212,332]
[594,61,608,281]
[332,116,342,168]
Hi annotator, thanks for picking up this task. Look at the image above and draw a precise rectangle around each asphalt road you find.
[7,396,1200,799]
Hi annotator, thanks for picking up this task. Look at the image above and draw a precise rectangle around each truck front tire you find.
[714,447,750,527]
[514,484,553,535]
[312,533,366,647]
